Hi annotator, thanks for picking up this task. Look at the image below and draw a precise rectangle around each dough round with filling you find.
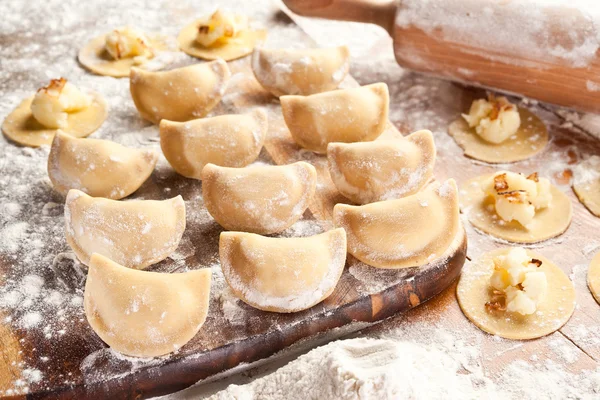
[78,33,172,78]
[281,83,389,154]
[457,248,575,340]
[48,131,158,199]
[461,173,572,243]
[160,109,267,179]
[2,92,107,147]
[588,252,600,305]
[328,130,435,204]
[178,20,267,61]
[84,253,211,357]
[573,155,600,217]
[252,46,349,97]
[130,60,231,124]
[448,108,547,163]
[65,190,185,269]
[334,179,460,269]
[202,162,316,234]
[219,229,347,313]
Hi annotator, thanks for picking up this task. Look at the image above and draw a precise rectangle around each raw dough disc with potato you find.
[461,173,572,243]
[2,92,107,147]
[78,34,173,78]
[448,108,548,163]
[587,252,600,305]
[178,20,267,61]
[457,248,575,340]
[573,155,600,217]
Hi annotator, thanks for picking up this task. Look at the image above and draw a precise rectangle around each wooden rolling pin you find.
[282,0,600,113]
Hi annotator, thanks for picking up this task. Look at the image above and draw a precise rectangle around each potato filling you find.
[105,27,154,63]
[462,95,521,144]
[487,247,547,315]
[30,78,92,129]
[195,9,248,48]
[483,171,552,227]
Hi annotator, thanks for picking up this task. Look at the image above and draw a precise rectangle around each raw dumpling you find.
[160,109,267,179]
[220,228,347,313]
[252,46,350,97]
[281,83,389,154]
[588,251,600,305]
[573,155,600,217]
[2,78,107,147]
[78,27,174,78]
[48,131,158,199]
[333,180,460,269]
[178,10,267,61]
[65,190,186,269]
[84,253,211,357]
[130,60,231,124]
[327,130,436,204]
[202,162,316,234]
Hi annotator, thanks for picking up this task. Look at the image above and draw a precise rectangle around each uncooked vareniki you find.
[160,109,267,179]
[48,131,158,199]
[130,60,231,124]
[2,78,107,147]
[84,253,211,357]
[334,180,460,269]
[220,228,346,312]
[202,162,316,234]
[573,155,600,217]
[281,83,389,154]
[328,130,436,204]
[252,46,350,97]
[65,190,185,269]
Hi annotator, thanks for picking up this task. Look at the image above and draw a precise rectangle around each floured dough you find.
[178,15,267,61]
[327,130,435,204]
[252,46,349,97]
[281,83,389,154]
[219,228,346,313]
[65,190,185,269]
[48,131,158,199]
[2,91,107,148]
[333,180,460,269]
[448,108,547,163]
[461,173,572,243]
[573,155,600,217]
[84,253,211,357]
[202,162,316,234]
[78,28,173,78]
[588,252,600,305]
[160,109,267,179]
[457,248,575,340]
[130,60,231,124]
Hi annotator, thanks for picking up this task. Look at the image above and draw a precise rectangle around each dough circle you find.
[461,174,572,243]
[587,252,600,305]
[178,20,267,61]
[457,248,575,340]
[448,108,548,163]
[2,92,107,147]
[78,33,171,78]
[573,155,600,217]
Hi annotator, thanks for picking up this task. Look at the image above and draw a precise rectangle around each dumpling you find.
[48,131,158,199]
[252,46,350,97]
[2,78,107,147]
[220,228,347,312]
[65,190,186,269]
[160,109,267,179]
[78,27,174,78]
[327,130,436,204]
[84,253,211,357]
[280,83,389,153]
[333,180,460,269]
[178,10,267,61]
[130,60,231,124]
[202,162,316,234]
